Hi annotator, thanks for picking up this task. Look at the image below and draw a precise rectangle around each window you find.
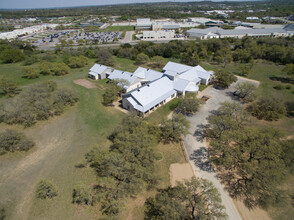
[171,94,175,98]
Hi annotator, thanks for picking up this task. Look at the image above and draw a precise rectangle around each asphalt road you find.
[183,77,259,220]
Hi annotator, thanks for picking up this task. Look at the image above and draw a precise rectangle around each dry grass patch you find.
[73,79,96,89]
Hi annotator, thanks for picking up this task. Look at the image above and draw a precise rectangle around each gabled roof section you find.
[130,77,176,112]
[134,67,163,82]
[173,78,190,92]
[108,70,138,86]
[90,64,111,74]
[163,61,192,75]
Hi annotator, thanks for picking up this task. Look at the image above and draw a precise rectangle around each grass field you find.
[0,59,126,219]
[0,56,187,220]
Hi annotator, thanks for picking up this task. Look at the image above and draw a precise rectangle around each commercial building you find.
[186,25,293,39]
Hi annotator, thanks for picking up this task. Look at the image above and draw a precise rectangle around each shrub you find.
[0,206,5,220]
[72,184,93,205]
[247,97,286,121]
[273,84,284,90]
[35,179,58,199]
[68,55,88,68]
[0,48,25,63]
[135,53,149,65]
[21,66,40,79]
[39,62,70,76]
[23,55,39,65]
[0,129,35,153]
[0,78,21,97]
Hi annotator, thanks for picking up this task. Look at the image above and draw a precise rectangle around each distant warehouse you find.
[186,26,294,39]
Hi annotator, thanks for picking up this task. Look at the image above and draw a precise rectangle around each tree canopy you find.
[206,102,290,208]
[145,177,227,220]
[213,69,237,88]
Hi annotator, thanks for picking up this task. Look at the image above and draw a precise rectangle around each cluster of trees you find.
[75,114,189,217]
[0,81,78,127]
[0,129,35,154]
[145,177,227,219]
[35,179,58,199]
[110,36,294,69]
[247,97,286,121]
[206,102,293,208]
[0,39,35,63]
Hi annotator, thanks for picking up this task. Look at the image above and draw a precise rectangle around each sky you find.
[0,0,257,10]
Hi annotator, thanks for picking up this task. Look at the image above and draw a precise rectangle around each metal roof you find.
[90,64,111,74]
[217,27,287,35]
[185,83,199,92]
[134,67,163,82]
[129,77,177,113]
[108,70,138,86]
[163,61,192,74]
[173,78,190,92]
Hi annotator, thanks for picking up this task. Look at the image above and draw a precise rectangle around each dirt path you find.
[170,163,195,187]
[73,79,96,89]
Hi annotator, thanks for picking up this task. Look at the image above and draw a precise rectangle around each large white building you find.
[0,24,58,40]
[186,26,293,39]
[141,30,175,40]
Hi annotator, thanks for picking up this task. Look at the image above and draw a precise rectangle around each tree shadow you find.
[269,76,294,84]
[225,91,240,101]
[193,124,207,141]
[190,147,215,173]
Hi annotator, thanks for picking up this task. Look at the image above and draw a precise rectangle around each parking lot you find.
[21,29,122,47]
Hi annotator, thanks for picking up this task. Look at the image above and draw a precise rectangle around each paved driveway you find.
[184,77,259,220]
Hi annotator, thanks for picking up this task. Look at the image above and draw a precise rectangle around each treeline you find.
[112,37,294,68]
[206,102,294,208]
[0,1,293,20]
[73,114,190,217]
[0,81,78,127]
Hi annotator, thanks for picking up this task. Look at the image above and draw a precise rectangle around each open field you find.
[0,56,187,219]
[0,60,126,219]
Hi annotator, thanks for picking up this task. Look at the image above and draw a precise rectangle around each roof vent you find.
[147,84,150,87]
[137,89,140,91]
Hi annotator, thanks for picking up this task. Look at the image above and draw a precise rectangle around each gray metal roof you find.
[284,23,294,31]
[163,24,180,29]
[173,78,190,92]
[134,67,163,82]
[217,27,287,35]
[163,61,192,74]
[90,64,111,74]
[129,77,177,113]
[108,70,138,87]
